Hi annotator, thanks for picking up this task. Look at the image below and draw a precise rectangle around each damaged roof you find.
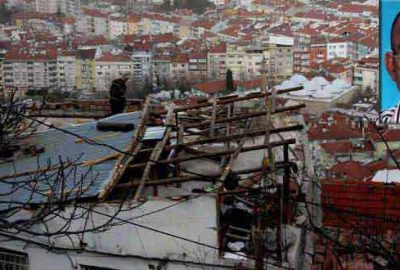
[0,112,143,211]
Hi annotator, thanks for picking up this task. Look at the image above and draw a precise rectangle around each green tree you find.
[226,69,234,93]
[160,0,215,14]
[0,3,12,24]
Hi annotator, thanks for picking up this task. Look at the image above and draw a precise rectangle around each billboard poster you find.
[380,0,400,123]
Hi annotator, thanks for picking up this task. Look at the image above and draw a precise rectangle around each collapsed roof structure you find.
[0,85,317,269]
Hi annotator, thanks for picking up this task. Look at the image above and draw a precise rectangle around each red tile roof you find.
[237,79,261,90]
[192,80,227,94]
[338,4,378,15]
[191,20,215,30]
[308,113,363,141]
[96,52,131,62]
[4,47,57,61]
[219,26,240,38]
[373,129,400,142]
[327,161,373,181]
[82,8,109,18]
[171,53,189,63]
[296,25,320,37]
[320,140,374,154]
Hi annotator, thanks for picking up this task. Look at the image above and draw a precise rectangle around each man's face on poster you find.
[386,17,400,90]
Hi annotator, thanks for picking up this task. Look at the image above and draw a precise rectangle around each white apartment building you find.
[354,56,379,92]
[151,56,171,84]
[245,46,263,80]
[327,38,355,60]
[226,43,247,80]
[0,52,5,93]
[3,48,58,96]
[132,50,152,85]
[95,53,133,93]
[109,14,128,40]
[77,9,109,37]
[210,0,226,6]
[58,51,77,92]
[35,0,58,14]
[59,0,82,18]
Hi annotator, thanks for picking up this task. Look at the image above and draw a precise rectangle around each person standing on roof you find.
[109,73,130,115]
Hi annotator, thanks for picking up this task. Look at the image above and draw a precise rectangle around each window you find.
[0,248,29,270]
[80,266,116,270]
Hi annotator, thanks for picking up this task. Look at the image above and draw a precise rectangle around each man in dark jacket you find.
[109,73,130,115]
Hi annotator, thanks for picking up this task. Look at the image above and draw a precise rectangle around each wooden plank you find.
[132,105,175,201]
[210,98,218,138]
[218,119,251,187]
[98,96,151,200]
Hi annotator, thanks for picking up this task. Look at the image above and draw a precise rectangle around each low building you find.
[278,75,355,115]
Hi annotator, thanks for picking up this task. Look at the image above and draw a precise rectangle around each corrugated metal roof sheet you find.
[143,126,166,141]
[0,112,142,211]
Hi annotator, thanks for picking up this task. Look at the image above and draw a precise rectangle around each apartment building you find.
[170,53,189,84]
[3,47,58,96]
[109,14,128,40]
[151,55,171,85]
[140,14,178,35]
[327,37,355,60]
[309,37,327,66]
[0,52,5,94]
[293,26,318,73]
[95,53,133,94]
[35,0,58,14]
[57,50,77,92]
[245,46,263,79]
[76,49,96,92]
[59,0,83,18]
[264,43,293,83]
[207,42,227,80]
[131,49,152,85]
[188,52,207,82]
[77,8,109,37]
[354,56,378,92]
[226,42,247,80]
[127,14,141,35]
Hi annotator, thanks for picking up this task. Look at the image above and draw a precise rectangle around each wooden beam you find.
[137,125,303,154]
[129,139,296,169]
[98,96,151,200]
[183,104,305,129]
[210,98,218,138]
[116,162,295,189]
[168,86,303,113]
